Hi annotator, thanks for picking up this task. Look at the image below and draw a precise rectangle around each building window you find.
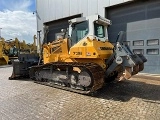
[147,49,159,55]
[133,40,144,46]
[147,39,159,46]
[133,49,144,54]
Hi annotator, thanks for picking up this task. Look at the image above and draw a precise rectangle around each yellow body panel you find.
[43,39,70,64]
[43,38,114,69]
[70,37,113,59]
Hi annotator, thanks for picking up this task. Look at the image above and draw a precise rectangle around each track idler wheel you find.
[78,70,93,88]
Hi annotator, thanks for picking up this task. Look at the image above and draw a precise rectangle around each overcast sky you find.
[0,0,36,43]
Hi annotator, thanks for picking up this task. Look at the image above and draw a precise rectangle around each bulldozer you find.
[0,37,37,65]
[9,15,147,94]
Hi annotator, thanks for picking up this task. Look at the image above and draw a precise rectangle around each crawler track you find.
[29,62,105,94]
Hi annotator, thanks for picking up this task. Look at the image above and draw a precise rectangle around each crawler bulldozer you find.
[9,15,147,94]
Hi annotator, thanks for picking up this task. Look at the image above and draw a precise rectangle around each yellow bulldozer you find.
[0,36,37,65]
[9,15,147,94]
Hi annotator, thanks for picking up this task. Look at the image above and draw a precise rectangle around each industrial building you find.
[36,0,160,74]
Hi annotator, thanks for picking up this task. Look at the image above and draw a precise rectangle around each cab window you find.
[94,23,105,38]
[71,21,89,45]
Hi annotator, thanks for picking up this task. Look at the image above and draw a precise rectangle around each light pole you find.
[33,10,41,54]
[0,28,2,39]
[37,30,41,53]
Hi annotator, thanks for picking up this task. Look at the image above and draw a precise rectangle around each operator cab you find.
[68,15,111,45]
[9,46,18,57]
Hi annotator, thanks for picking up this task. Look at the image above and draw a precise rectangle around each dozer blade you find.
[9,60,31,79]
[9,54,39,80]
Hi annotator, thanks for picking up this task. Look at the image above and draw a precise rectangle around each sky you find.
[0,0,36,43]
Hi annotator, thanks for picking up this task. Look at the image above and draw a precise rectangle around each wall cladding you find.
[106,0,160,74]
[36,0,132,23]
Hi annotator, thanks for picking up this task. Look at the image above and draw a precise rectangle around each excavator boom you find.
[0,37,37,65]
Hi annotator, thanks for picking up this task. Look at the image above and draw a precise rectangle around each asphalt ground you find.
[0,65,160,120]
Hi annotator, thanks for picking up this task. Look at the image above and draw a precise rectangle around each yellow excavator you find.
[9,15,147,94]
[0,38,9,65]
[0,37,37,65]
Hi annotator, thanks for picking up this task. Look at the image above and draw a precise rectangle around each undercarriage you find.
[29,62,105,94]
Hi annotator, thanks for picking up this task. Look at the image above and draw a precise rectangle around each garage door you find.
[44,14,81,43]
[106,0,160,74]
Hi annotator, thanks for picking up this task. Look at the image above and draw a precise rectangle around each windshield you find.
[94,23,105,38]
[71,20,89,45]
